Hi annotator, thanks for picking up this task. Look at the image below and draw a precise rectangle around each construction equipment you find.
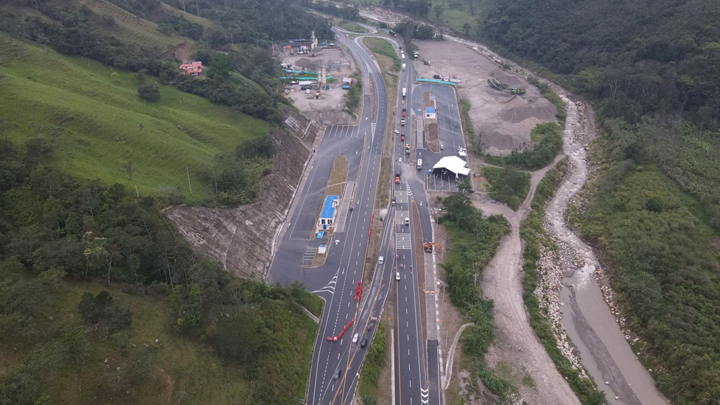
[327,320,354,341]
[508,87,526,95]
[423,242,442,253]
[487,78,507,90]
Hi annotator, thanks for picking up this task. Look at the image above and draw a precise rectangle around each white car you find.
[396,272,400,281]
[352,333,360,343]
[458,147,467,157]
[378,256,384,265]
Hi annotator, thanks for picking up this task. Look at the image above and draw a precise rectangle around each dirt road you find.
[473,193,580,404]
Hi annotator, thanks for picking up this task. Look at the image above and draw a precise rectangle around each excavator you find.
[423,242,442,253]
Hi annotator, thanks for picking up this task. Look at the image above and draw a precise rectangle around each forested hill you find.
[476,0,720,403]
[0,1,329,404]
[482,0,720,125]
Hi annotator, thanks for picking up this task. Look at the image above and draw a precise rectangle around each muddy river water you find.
[545,96,668,405]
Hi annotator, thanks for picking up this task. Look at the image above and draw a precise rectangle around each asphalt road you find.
[268,27,394,405]
[399,70,467,405]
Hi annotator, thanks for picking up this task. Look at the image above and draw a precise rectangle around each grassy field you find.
[340,21,369,33]
[0,34,267,202]
[363,37,401,71]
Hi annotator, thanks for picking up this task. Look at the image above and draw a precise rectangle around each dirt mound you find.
[499,99,557,123]
[294,58,319,70]
[167,110,321,279]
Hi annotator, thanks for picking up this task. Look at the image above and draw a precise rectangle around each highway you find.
[268,26,461,405]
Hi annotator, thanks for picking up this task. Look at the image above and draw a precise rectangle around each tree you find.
[458,177,474,194]
[433,5,444,20]
[463,23,471,36]
[137,82,160,102]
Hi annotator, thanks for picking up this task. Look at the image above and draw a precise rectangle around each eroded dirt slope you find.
[167,111,321,279]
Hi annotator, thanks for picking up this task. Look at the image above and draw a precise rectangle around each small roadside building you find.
[317,195,340,232]
[179,61,203,76]
[425,107,436,119]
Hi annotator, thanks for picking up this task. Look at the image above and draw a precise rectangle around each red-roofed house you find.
[179,61,203,76]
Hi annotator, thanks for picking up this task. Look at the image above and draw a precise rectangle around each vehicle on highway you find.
[391,198,396,206]
[352,333,359,344]
[405,218,410,225]
[395,174,400,184]
[417,158,423,169]
[441,144,444,150]
[400,119,405,126]
[402,63,406,71]
[402,110,406,118]
[458,147,467,157]
[361,338,368,348]
[400,135,405,141]
[394,129,399,135]
[402,87,406,98]
[378,255,384,265]
[396,271,400,281]
[333,368,341,379]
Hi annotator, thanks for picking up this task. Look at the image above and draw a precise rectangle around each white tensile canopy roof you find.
[432,156,470,176]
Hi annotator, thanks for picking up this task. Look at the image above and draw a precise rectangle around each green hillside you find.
[0,34,266,202]
[0,261,319,405]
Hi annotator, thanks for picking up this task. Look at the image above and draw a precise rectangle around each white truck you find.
[402,87,406,98]
[402,63,406,71]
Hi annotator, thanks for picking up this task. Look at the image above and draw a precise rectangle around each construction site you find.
[413,39,558,156]
[274,32,359,125]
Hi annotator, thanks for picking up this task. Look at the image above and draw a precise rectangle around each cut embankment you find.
[0,34,266,202]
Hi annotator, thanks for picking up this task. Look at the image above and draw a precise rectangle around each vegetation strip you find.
[438,194,513,401]
[358,321,388,405]
[519,160,606,404]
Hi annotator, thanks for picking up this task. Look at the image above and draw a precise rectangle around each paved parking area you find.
[426,170,459,192]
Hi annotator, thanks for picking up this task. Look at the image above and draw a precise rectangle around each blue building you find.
[317,195,340,231]
[424,106,436,119]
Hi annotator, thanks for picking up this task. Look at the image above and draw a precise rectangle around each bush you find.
[137,82,160,102]
[484,166,530,210]
[78,291,132,333]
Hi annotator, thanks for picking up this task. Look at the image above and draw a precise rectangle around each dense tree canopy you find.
[482,0,720,126]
